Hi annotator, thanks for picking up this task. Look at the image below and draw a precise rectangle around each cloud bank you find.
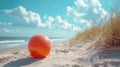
[3,6,81,31]
[0,0,109,33]
[4,6,44,27]
[67,0,109,29]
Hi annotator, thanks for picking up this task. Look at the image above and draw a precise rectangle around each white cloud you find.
[74,0,88,8]
[73,12,85,17]
[91,0,108,18]
[3,29,10,33]
[67,6,73,12]
[2,28,20,33]
[45,16,54,28]
[55,16,81,31]
[62,20,81,31]
[4,6,45,27]
[93,8,98,14]
[0,22,12,26]
[44,15,81,31]
[91,0,101,7]
[67,0,109,29]
[80,19,88,24]
[56,15,63,23]
[47,16,54,23]
[79,19,91,28]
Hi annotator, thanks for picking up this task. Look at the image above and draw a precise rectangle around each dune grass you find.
[69,12,120,47]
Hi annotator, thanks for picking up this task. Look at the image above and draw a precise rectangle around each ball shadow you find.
[3,57,43,67]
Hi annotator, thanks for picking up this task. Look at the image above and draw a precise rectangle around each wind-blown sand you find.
[0,41,120,67]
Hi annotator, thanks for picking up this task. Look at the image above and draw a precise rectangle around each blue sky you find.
[0,0,118,37]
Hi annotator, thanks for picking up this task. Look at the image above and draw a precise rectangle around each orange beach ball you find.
[28,34,51,58]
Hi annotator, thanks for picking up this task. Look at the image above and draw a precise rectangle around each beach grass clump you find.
[102,12,120,47]
[70,12,120,47]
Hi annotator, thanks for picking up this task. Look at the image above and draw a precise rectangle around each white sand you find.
[0,41,120,67]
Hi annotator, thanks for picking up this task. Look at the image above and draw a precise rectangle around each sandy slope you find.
[0,41,120,67]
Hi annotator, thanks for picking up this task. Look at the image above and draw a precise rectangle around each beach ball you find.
[28,34,51,58]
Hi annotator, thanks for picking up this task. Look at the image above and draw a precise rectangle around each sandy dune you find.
[0,41,120,67]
